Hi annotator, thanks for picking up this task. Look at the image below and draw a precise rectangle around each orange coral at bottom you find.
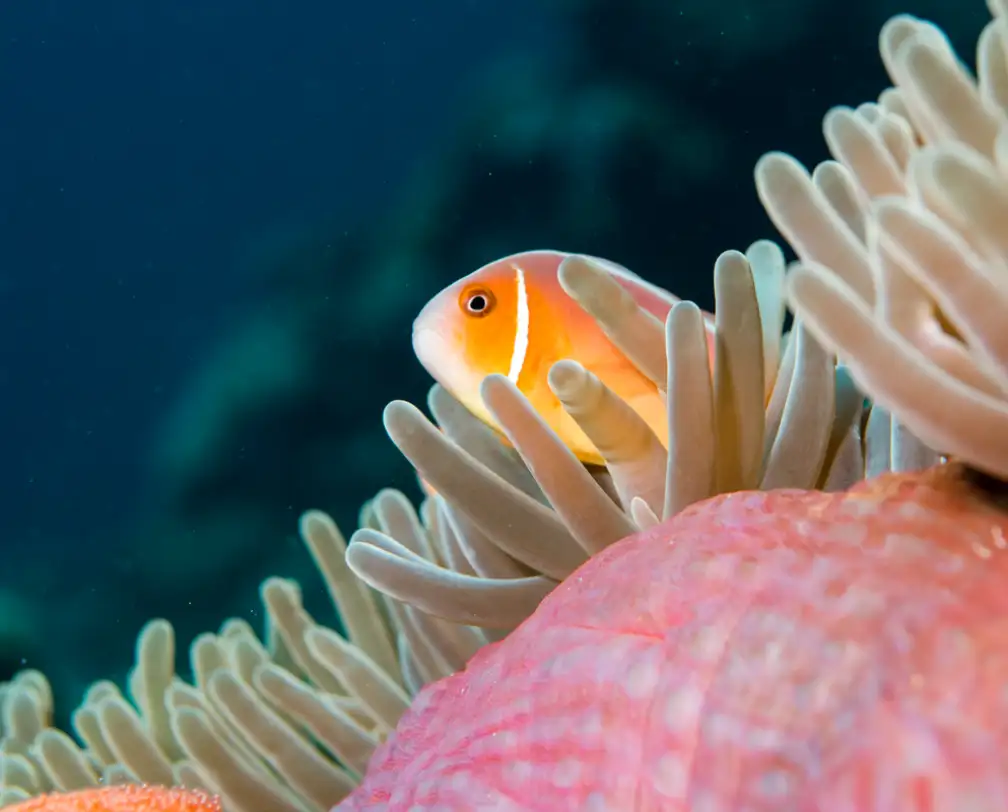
[4,786,222,812]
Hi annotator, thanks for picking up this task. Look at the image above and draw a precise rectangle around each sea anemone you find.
[757,9,1008,480]
[0,516,421,811]
[341,463,1008,810]
[8,2,1005,811]
[343,237,873,641]
[333,2,1008,808]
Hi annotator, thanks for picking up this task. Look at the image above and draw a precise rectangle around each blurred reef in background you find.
[4,0,986,723]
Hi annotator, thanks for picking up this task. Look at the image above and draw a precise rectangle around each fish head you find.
[412,250,570,427]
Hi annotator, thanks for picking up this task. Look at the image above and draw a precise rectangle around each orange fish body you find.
[4,786,222,812]
[339,464,1008,810]
[412,250,713,466]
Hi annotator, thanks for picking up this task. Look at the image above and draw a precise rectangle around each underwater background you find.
[0,0,989,728]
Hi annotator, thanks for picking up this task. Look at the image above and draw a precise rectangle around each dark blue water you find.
[0,0,548,559]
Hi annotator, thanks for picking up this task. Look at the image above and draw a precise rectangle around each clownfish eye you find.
[460,286,495,318]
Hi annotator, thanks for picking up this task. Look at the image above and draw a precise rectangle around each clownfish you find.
[411,249,714,466]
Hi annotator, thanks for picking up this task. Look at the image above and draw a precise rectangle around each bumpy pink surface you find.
[339,469,1008,810]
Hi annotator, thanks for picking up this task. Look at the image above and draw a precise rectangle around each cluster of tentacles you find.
[4,2,1008,810]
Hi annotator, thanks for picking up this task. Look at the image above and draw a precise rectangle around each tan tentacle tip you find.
[746,238,786,267]
[629,497,660,531]
[382,399,416,435]
[913,140,990,186]
[299,509,338,541]
[547,359,589,401]
[880,14,947,60]
[556,254,637,323]
[879,14,923,43]
[754,150,802,189]
[556,253,604,294]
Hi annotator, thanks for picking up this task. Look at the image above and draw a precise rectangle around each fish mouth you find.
[411,293,461,379]
[411,325,444,381]
[412,322,478,407]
